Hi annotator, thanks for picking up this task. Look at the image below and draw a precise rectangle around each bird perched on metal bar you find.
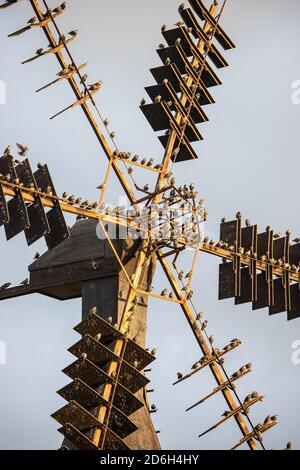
[68,30,78,37]
[20,278,29,286]
[36,48,44,56]
[0,283,11,291]
[89,80,103,91]
[3,145,12,155]
[53,2,67,15]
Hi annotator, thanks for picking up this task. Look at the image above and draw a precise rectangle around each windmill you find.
[0,0,297,451]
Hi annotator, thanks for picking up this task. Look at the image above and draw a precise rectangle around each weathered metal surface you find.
[235,268,252,305]
[179,7,229,68]
[220,220,237,245]
[58,379,138,438]
[0,183,9,226]
[188,0,236,50]
[58,423,98,451]
[219,262,235,300]
[34,163,69,249]
[62,358,144,416]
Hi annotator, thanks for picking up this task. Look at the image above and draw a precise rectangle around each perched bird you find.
[36,48,44,56]
[3,145,12,155]
[53,2,67,14]
[147,158,154,167]
[177,372,183,380]
[80,74,88,84]
[95,333,101,342]
[107,316,113,324]
[222,411,231,417]
[89,80,103,91]
[27,16,37,25]
[81,353,88,360]
[0,283,11,291]
[20,278,29,286]
[178,270,184,281]
[161,289,168,297]
[161,24,167,32]
[245,219,251,227]
[151,348,157,356]
[143,184,150,192]
[141,158,147,165]
[151,404,157,411]
[140,98,146,106]
[286,442,292,450]
[196,312,203,321]
[110,131,116,139]
[68,29,79,37]
[201,320,208,330]
[209,335,214,345]
[34,252,40,260]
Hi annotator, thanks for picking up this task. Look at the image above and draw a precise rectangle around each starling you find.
[0,283,11,290]
[27,16,37,24]
[16,143,28,156]
[68,29,79,37]
[3,145,12,155]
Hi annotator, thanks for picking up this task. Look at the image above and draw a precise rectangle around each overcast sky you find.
[0,0,299,450]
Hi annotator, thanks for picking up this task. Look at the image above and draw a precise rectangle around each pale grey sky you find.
[0,0,299,450]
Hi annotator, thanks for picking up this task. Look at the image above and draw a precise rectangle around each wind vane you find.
[0,0,297,451]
